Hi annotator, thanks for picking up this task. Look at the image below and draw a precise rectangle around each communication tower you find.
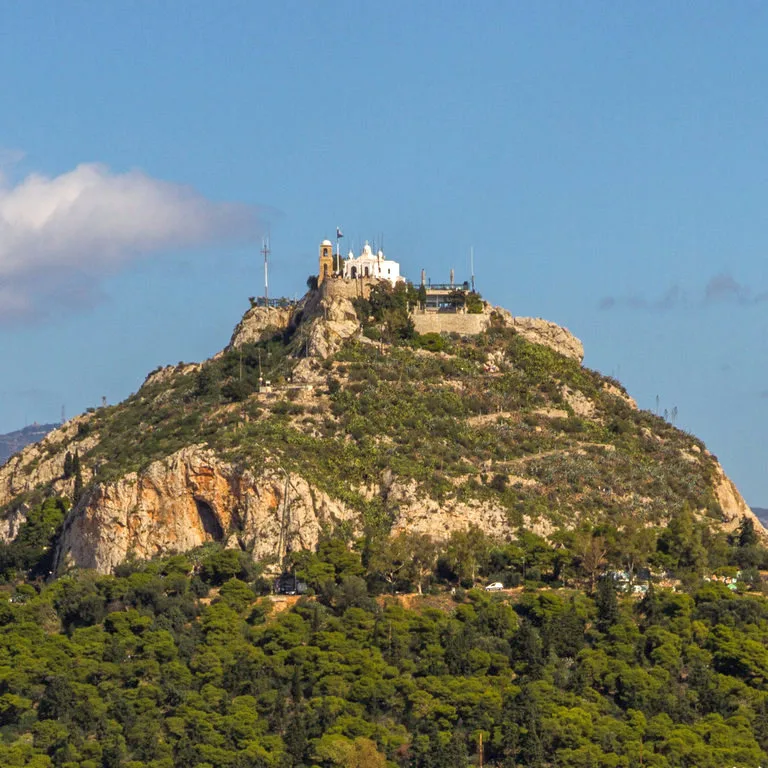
[261,235,271,302]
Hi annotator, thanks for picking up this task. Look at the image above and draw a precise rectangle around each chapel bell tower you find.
[318,239,334,285]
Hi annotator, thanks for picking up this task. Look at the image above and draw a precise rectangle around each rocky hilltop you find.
[1,280,763,573]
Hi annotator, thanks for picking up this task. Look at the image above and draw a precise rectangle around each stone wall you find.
[320,277,385,302]
[411,311,491,336]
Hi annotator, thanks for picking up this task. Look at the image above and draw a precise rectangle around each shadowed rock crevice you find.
[195,498,223,541]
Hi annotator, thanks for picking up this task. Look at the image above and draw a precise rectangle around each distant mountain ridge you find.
[753,507,768,526]
[0,423,60,466]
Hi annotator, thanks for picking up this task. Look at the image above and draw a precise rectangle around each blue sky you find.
[1,2,768,504]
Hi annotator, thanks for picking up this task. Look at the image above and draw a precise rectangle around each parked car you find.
[485,582,504,592]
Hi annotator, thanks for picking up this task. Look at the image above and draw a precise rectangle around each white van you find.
[485,582,504,592]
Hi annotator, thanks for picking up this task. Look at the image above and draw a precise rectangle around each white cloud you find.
[0,161,266,323]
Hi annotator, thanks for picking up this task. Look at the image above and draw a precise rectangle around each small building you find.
[274,572,308,596]
[419,269,471,312]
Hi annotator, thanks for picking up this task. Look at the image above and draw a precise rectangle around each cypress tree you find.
[596,577,619,632]
[72,451,83,506]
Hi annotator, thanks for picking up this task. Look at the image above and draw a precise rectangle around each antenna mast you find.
[261,234,271,303]
[470,246,475,292]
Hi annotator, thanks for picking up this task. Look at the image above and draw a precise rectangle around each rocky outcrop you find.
[54,445,359,573]
[228,305,295,349]
[602,382,638,410]
[0,415,98,519]
[501,312,584,363]
[0,423,59,466]
[0,505,26,542]
[562,385,595,418]
[712,460,768,540]
[300,288,362,359]
[388,479,512,540]
[142,362,201,390]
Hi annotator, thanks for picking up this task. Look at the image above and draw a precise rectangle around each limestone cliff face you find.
[388,479,512,540]
[51,442,768,574]
[0,506,26,543]
[0,414,98,523]
[492,309,584,363]
[54,445,359,573]
[228,305,296,349]
[712,460,766,535]
[269,280,366,360]
[227,287,363,359]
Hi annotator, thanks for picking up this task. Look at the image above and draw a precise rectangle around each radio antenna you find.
[261,233,271,302]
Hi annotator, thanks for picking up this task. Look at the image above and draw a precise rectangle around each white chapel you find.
[342,242,403,286]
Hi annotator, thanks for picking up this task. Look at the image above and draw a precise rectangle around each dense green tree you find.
[0,533,765,767]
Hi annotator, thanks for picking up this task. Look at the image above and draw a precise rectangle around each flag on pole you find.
[336,227,344,239]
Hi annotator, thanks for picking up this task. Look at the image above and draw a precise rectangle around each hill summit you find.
[0,277,762,573]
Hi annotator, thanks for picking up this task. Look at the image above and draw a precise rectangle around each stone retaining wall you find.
[320,277,384,302]
[411,311,490,336]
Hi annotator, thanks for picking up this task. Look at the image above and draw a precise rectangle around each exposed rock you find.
[640,427,663,444]
[602,382,638,410]
[467,412,516,427]
[388,479,512,541]
[0,505,27,542]
[493,308,584,362]
[0,416,99,518]
[511,316,584,363]
[142,362,201,389]
[0,423,60,466]
[562,385,595,418]
[536,408,570,420]
[303,295,361,359]
[54,445,360,573]
[228,306,295,349]
[711,460,768,539]
[291,358,325,385]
